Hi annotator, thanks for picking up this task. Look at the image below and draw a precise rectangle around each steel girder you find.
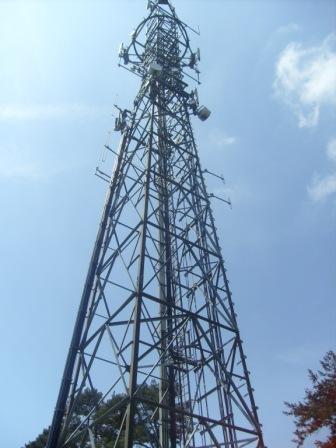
[46,2,265,448]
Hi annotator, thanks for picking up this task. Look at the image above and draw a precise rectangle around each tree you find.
[285,350,336,447]
[24,383,159,448]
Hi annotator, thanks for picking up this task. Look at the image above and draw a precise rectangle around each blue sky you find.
[0,0,335,447]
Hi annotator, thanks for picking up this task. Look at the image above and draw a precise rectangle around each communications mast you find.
[47,1,265,447]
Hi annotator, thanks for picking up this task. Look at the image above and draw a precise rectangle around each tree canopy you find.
[24,382,160,448]
[285,350,336,447]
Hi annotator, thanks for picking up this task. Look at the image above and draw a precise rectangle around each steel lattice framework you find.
[46,1,265,447]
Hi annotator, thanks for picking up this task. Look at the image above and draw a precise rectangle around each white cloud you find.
[274,33,336,127]
[308,173,336,202]
[219,136,236,146]
[0,161,43,180]
[209,129,237,148]
[264,23,300,53]
[275,23,300,35]
[327,137,336,162]
[276,344,326,367]
[0,103,110,121]
[0,145,60,181]
[307,138,336,202]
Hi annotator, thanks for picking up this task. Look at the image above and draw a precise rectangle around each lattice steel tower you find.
[47,1,265,447]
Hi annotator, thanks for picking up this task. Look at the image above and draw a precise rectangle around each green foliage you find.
[24,429,49,448]
[24,383,159,448]
[285,351,336,447]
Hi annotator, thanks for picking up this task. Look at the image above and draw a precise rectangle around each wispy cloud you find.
[264,23,300,53]
[219,136,236,146]
[307,137,336,202]
[0,144,60,181]
[274,33,336,127]
[275,23,300,35]
[0,161,43,180]
[209,129,237,149]
[0,103,110,121]
[276,344,326,367]
[308,173,336,202]
[326,137,336,162]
